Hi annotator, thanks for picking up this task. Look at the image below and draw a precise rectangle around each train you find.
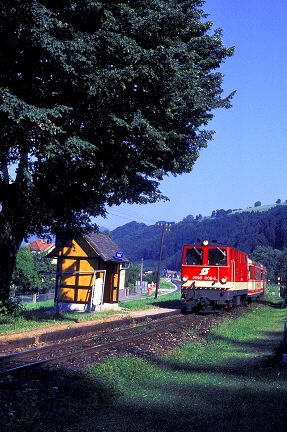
[181,240,266,313]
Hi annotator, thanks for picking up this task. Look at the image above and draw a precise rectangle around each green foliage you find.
[249,246,287,284]
[11,247,41,295]
[11,247,55,295]
[143,270,158,284]
[0,297,24,316]
[265,284,282,303]
[0,0,235,301]
[101,229,113,239]
[125,263,141,286]
[32,251,56,293]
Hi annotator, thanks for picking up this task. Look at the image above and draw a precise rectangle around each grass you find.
[231,202,287,214]
[118,292,179,311]
[2,302,287,431]
[0,289,180,336]
[0,303,121,335]
[265,283,282,303]
[79,304,287,432]
[23,299,55,310]
[0,367,120,432]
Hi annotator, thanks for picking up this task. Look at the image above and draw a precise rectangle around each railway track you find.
[0,314,187,377]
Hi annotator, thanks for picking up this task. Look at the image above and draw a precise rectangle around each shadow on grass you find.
[0,366,119,432]
[144,328,287,379]
[264,300,284,308]
[3,357,287,432]
[152,299,183,309]
[118,297,183,312]
[86,331,287,432]
[2,329,287,431]
[0,307,78,325]
[61,341,287,432]
[78,381,287,432]
[21,308,77,322]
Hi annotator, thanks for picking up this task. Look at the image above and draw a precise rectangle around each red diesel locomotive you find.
[181,240,266,313]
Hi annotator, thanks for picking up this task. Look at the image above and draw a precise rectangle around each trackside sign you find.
[114,251,124,260]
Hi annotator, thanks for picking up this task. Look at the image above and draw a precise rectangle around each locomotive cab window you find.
[184,248,203,265]
[208,248,227,266]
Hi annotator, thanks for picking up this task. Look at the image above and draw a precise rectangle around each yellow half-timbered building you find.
[48,232,129,311]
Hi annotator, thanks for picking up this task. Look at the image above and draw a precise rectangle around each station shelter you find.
[48,232,129,312]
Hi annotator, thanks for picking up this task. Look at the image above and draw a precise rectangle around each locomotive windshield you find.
[208,248,227,266]
[184,248,203,265]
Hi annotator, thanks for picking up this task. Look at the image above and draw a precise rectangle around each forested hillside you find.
[112,205,287,282]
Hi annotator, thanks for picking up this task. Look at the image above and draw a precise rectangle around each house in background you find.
[27,239,55,254]
[48,232,129,311]
[27,239,57,265]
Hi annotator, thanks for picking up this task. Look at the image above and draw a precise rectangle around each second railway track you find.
[0,314,189,377]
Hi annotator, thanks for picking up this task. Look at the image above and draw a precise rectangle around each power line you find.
[111,206,156,221]
[105,207,157,225]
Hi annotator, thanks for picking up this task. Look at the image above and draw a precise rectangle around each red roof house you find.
[27,239,55,254]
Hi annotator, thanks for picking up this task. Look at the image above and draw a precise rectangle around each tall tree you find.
[249,246,282,284]
[11,247,41,295]
[125,263,141,287]
[0,0,235,303]
[11,247,55,296]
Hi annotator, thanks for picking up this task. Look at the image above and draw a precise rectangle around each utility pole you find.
[140,258,144,293]
[155,222,173,299]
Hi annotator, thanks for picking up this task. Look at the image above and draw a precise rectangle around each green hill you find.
[231,202,287,214]
[112,204,287,277]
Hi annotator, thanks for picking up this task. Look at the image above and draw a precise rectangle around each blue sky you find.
[95,0,287,230]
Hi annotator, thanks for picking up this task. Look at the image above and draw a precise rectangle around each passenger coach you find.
[181,240,266,313]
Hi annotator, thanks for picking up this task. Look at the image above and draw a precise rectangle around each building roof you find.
[83,232,129,263]
[27,239,54,253]
[47,232,129,264]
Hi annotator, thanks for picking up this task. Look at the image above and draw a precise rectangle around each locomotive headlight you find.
[220,277,227,284]
[202,240,209,246]
[182,275,189,282]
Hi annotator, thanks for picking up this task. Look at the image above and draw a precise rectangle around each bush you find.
[0,298,24,316]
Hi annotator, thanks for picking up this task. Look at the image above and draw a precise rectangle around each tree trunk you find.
[0,226,23,304]
[0,155,27,304]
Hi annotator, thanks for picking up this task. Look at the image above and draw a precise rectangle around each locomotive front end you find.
[181,241,234,313]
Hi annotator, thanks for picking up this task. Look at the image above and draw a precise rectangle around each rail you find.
[0,315,186,377]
